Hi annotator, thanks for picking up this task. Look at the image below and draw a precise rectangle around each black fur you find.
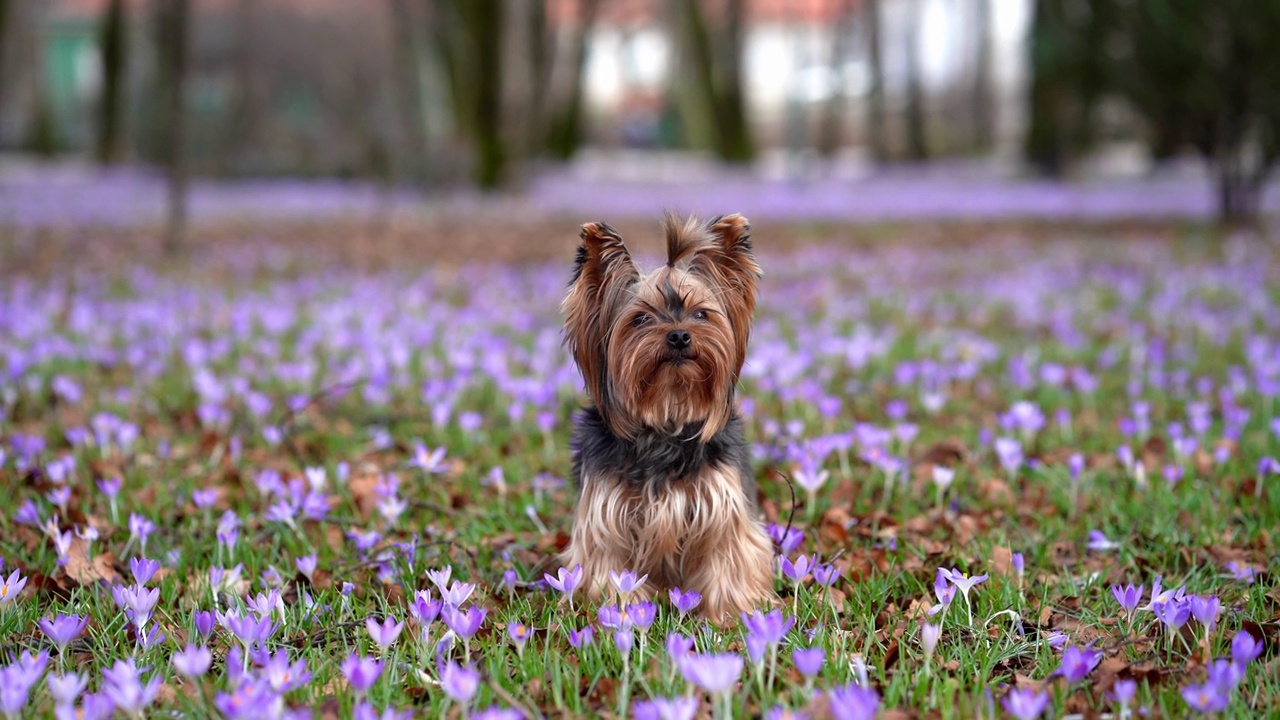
[570,406,757,502]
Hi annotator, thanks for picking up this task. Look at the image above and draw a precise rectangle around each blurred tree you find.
[230,0,261,172]
[1023,0,1111,176]
[671,0,753,163]
[1110,0,1280,224]
[431,0,507,188]
[902,0,928,160]
[816,0,857,158]
[387,0,428,182]
[158,0,190,255]
[970,0,992,151]
[545,0,601,160]
[96,0,128,164]
[864,0,887,163]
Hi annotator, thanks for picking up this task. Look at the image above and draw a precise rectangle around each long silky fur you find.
[559,214,775,621]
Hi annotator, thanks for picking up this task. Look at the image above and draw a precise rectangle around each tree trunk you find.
[96,0,128,164]
[674,0,754,163]
[902,0,928,161]
[388,0,427,182]
[432,0,507,188]
[865,0,887,163]
[715,0,753,163]
[162,0,190,256]
[970,0,992,151]
[1024,0,1066,176]
[546,0,601,160]
[817,0,856,157]
[230,0,261,171]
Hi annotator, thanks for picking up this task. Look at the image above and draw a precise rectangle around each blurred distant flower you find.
[792,647,824,679]
[102,658,161,717]
[633,697,698,720]
[341,654,382,697]
[767,524,805,555]
[1231,630,1263,665]
[1181,681,1229,713]
[1001,688,1048,720]
[1055,645,1101,683]
[993,437,1023,477]
[679,652,742,695]
[1087,530,1119,551]
[567,625,594,649]
[172,645,212,679]
[827,683,879,720]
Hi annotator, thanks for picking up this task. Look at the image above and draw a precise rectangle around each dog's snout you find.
[667,329,692,350]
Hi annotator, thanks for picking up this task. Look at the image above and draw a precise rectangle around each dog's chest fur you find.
[569,407,755,496]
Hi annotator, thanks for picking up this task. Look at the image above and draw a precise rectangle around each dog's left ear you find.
[697,213,760,380]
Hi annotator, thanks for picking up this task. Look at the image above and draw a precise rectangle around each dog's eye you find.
[632,313,652,327]
[691,310,708,321]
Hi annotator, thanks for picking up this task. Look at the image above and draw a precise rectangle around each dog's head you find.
[562,213,760,442]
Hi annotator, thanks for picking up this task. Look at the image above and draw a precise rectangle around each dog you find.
[559,212,774,620]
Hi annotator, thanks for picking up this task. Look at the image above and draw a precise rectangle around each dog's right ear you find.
[563,222,637,404]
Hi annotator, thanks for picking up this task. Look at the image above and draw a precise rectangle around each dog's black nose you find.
[667,329,691,350]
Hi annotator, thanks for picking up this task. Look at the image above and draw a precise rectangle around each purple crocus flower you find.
[507,622,532,654]
[1111,583,1144,620]
[194,610,216,637]
[442,606,486,639]
[220,608,276,649]
[1181,681,1229,713]
[0,569,27,608]
[129,557,161,586]
[1056,645,1101,683]
[679,652,743,695]
[608,569,648,595]
[410,591,443,626]
[993,437,1023,476]
[101,658,161,716]
[46,672,87,707]
[1206,658,1244,691]
[341,653,383,696]
[666,632,694,660]
[779,553,814,583]
[261,650,311,693]
[1086,530,1119,551]
[827,683,879,720]
[172,644,213,678]
[567,625,594,649]
[1108,678,1136,708]
[792,647,824,678]
[669,587,702,616]
[632,697,698,720]
[1001,688,1048,720]
[1154,599,1191,631]
[741,609,795,645]
[614,627,634,658]
[766,523,805,555]
[1068,453,1085,480]
[627,601,658,632]
[1231,630,1263,665]
[813,563,842,587]
[37,614,87,656]
[543,564,583,599]
[441,661,480,704]
[366,616,405,651]
[1188,595,1219,631]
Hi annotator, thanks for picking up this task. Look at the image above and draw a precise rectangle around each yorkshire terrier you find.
[559,213,774,620]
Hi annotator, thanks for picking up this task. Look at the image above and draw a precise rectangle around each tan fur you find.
[560,463,775,621]
[560,214,774,621]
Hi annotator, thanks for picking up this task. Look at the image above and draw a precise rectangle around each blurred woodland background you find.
[0,0,1277,240]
